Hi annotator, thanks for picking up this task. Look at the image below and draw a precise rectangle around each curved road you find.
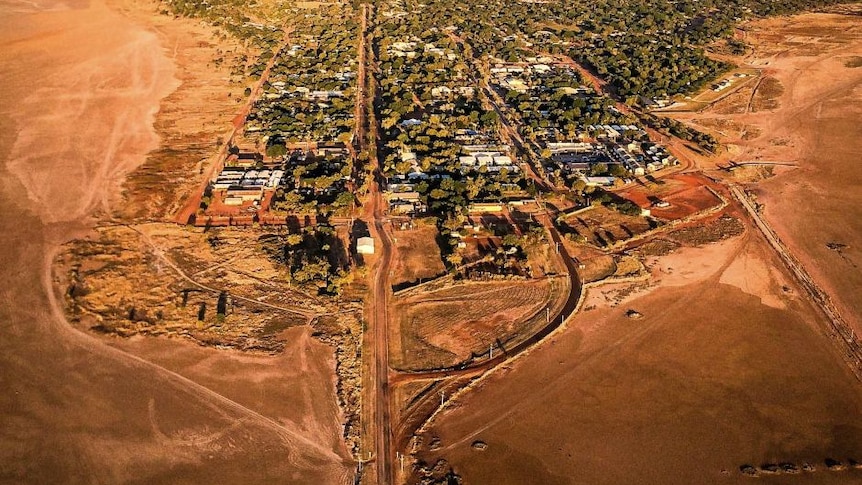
[388,209,582,387]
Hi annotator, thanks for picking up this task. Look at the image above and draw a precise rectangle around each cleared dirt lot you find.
[391,279,565,371]
[389,220,446,289]
[619,173,725,221]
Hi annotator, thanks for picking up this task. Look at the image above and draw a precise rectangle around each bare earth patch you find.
[390,220,446,289]
[392,279,563,370]
[0,0,354,482]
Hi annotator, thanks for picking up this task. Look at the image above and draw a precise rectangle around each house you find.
[713,79,732,92]
[455,129,480,142]
[547,142,594,153]
[390,202,416,214]
[431,86,452,98]
[225,186,264,202]
[476,155,494,166]
[454,86,475,96]
[386,191,421,202]
[357,236,375,255]
[459,155,477,167]
[583,176,616,187]
[501,77,529,93]
[469,202,504,213]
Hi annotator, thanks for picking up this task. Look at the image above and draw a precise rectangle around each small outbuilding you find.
[357,236,375,255]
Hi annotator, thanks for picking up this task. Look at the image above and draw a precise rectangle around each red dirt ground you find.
[0,1,353,483]
[618,173,724,220]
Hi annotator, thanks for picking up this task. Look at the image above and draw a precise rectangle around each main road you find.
[354,4,396,483]
[365,166,395,485]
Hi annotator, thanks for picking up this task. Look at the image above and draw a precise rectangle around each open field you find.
[110,326,351,468]
[391,279,565,371]
[0,0,353,483]
[654,68,762,112]
[415,219,862,484]
[559,206,654,248]
[670,7,862,332]
[389,220,446,289]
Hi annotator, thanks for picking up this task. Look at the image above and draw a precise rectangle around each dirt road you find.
[174,27,293,225]
[363,160,396,485]
[730,185,862,379]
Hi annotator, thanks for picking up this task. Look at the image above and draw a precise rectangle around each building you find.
[469,202,505,213]
[357,236,375,255]
[583,176,616,187]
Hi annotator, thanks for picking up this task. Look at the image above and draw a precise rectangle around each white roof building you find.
[357,237,375,255]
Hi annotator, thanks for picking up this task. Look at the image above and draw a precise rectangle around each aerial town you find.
[3,0,862,483]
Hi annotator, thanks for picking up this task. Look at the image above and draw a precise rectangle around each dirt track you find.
[669,9,862,333]
[0,1,352,483]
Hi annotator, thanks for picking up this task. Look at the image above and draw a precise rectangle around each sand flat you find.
[672,10,862,331]
[748,12,862,331]
[418,232,862,485]
[0,1,353,483]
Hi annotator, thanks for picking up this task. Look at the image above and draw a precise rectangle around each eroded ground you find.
[0,0,354,483]
[672,7,862,331]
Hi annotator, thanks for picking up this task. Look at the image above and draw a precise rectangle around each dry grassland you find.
[392,279,564,371]
[57,224,339,351]
[561,206,654,248]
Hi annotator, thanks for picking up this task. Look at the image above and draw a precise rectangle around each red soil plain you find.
[0,0,352,483]
[677,8,862,333]
[413,8,862,485]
